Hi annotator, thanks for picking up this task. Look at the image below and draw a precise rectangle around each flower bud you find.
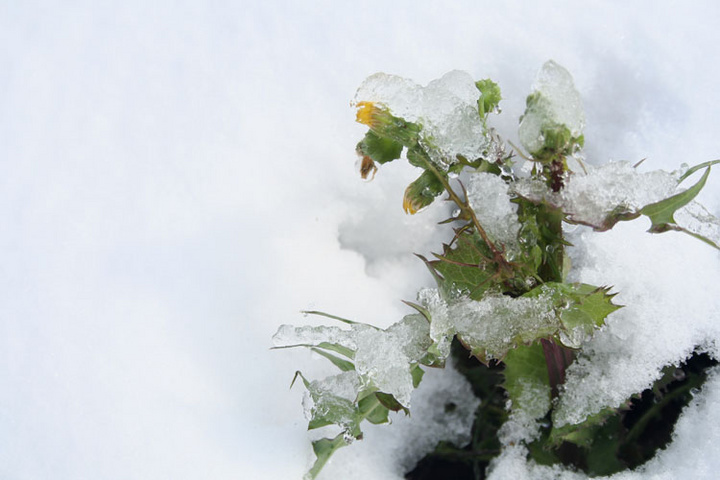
[354,101,421,147]
[403,170,445,214]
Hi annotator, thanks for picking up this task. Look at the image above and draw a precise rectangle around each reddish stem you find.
[541,338,575,398]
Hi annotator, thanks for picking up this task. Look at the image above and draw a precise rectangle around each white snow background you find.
[3,1,720,479]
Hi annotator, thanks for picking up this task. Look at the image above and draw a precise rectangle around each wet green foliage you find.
[274,63,720,479]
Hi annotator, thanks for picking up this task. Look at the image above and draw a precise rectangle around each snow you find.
[514,160,682,228]
[272,324,361,351]
[486,368,720,480]
[467,172,522,254]
[555,219,720,428]
[421,288,559,361]
[498,379,552,445]
[4,1,720,480]
[562,161,680,227]
[303,371,362,429]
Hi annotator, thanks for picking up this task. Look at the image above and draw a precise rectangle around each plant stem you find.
[540,158,575,397]
[541,338,575,398]
[421,157,510,269]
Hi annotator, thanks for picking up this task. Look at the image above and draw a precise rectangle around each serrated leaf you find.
[356,130,404,165]
[452,283,619,363]
[525,283,621,349]
[427,231,496,301]
[307,433,350,479]
[454,293,561,363]
[310,348,355,372]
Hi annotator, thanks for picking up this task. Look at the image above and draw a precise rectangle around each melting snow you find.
[354,70,489,168]
[519,60,585,155]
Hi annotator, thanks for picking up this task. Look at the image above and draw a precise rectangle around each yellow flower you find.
[355,101,378,127]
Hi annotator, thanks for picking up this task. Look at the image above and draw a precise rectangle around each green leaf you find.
[641,166,711,232]
[291,370,311,390]
[527,283,621,349]
[639,165,720,250]
[406,144,433,169]
[402,300,431,323]
[301,310,377,327]
[475,79,502,118]
[310,348,355,372]
[307,433,350,479]
[585,416,626,476]
[425,230,497,301]
[272,341,355,360]
[548,407,616,448]
[356,130,404,165]
[503,343,551,419]
[678,159,720,182]
[375,392,410,414]
[595,205,642,232]
[358,393,390,425]
[452,283,619,362]
[314,342,356,360]
[411,364,425,388]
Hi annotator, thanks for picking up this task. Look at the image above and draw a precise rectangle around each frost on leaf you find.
[272,324,361,357]
[274,312,437,479]
[518,60,585,158]
[419,283,619,363]
[513,160,720,243]
[302,371,362,431]
[354,314,433,407]
[273,313,432,409]
[354,70,490,168]
[466,172,522,256]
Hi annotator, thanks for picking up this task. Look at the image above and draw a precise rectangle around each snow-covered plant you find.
[273,61,720,479]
